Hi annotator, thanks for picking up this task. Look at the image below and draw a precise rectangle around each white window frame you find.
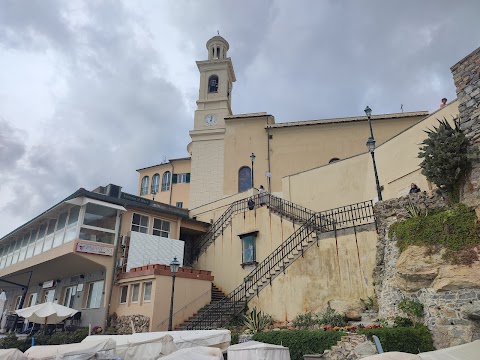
[152,218,170,238]
[63,286,76,308]
[177,174,188,183]
[151,174,160,194]
[141,176,149,195]
[43,289,55,303]
[119,285,128,304]
[143,282,152,303]
[131,213,150,234]
[161,172,171,191]
[131,283,140,303]
[14,295,22,310]
[85,280,104,309]
[27,293,37,307]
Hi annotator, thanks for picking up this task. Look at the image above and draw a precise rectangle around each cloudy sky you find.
[1,0,479,236]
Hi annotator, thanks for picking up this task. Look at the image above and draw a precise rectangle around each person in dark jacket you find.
[409,183,421,194]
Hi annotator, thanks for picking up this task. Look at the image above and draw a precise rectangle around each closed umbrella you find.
[15,302,77,325]
[0,290,7,333]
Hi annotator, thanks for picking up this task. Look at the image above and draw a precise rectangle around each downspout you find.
[266,117,272,194]
[170,161,175,206]
[104,211,123,333]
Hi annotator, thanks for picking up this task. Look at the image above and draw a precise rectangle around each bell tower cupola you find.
[207,35,229,60]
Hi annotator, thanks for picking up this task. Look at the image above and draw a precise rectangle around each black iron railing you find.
[184,198,376,330]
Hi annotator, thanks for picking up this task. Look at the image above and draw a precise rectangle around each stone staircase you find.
[176,284,243,330]
[183,196,376,330]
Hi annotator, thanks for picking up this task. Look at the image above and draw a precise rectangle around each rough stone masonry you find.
[451,47,480,207]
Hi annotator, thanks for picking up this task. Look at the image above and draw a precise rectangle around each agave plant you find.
[243,307,273,333]
[404,201,428,218]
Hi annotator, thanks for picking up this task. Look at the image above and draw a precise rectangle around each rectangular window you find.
[119,286,128,304]
[27,293,37,307]
[14,296,22,310]
[86,281,104,309]
[63,286,76,308]
[64,206,80,243]
[131,283,140,303]
[240,233,257,265]
[174,173,190,184]
[153,218,170,238]
[83,203,117,230]
[131,213,149,233]
[43,289,55,303]
[53,212,68,248]
[176,202,183,208]
[143,282,152,302]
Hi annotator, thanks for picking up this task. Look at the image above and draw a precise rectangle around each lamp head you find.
[366,137,376,152]
[364,106,372,118]
[170,257,180,274]
[250,153,256,162]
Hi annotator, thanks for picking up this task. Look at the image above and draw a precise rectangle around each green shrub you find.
[0,328,90,351]
[398,299,424,325]
[292,312,317,329]
[317,308,346,327]
[390,204,480,262]
[231,332,239,345]
[360,325,434,353]
[393,317,414,327]
[253,330,345,360]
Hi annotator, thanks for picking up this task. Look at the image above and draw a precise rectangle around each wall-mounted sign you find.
[120,193,151,205]
[77,283,84,292]
[75,242,114,256]
[42,280,54,289]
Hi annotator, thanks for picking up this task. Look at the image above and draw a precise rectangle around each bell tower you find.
[193,35,236,130]
[189,35,236,208]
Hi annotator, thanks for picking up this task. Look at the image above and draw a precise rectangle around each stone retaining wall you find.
[373,192,480,349]
[451,47,480,207]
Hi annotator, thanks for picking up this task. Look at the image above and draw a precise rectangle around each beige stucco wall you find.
[249,228,377,321]
[193,205,377,321]
[113,274,211,331]
[189,136,225,209]
[221,114,424,197]
[283,101,459,212]
[137,159,191,208]
[194,206,299,294]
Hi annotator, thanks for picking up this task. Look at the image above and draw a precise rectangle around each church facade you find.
[138,35,428,209]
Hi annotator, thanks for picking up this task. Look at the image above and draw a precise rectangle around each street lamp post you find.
[364,106,383,201]
[250,153,256,189]
[168,257,180,331]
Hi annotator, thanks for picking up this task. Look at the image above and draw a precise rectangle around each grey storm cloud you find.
[1,0,480,236]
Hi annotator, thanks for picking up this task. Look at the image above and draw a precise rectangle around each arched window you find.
[151,173,160,194]
[208,75,219,93]
[329,158,340,164]
[162,171,171,191]
[140,176,149,195]
[238,166,252,193]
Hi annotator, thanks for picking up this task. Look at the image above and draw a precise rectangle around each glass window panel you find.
[238,167,252,192]
[68,207,80,225]
[83,203,117,230]
[56,213,68,230]
[46,220,56,235]
[131,284,139,303]
[241,234,256,264]
[143,282,152,302]
[120,286,128,304]
[86,281,104,309]
[131,214,149,233]
[79,228,114,244]
[153,219,170,238]
[63,286,76,308]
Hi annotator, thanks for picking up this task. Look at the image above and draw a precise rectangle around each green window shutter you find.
[186,173,191,183]
[172,174,178,184]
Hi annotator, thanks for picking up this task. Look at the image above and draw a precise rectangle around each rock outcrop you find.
[374,193,480,349]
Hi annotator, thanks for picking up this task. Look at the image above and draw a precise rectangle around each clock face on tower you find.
[204,114,218,126]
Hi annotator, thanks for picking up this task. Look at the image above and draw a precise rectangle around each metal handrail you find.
[185,198,376,330]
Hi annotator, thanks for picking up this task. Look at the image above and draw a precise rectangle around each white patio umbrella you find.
[15,302,78,325]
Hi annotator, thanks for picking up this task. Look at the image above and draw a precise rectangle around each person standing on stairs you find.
[259,185,267,206]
